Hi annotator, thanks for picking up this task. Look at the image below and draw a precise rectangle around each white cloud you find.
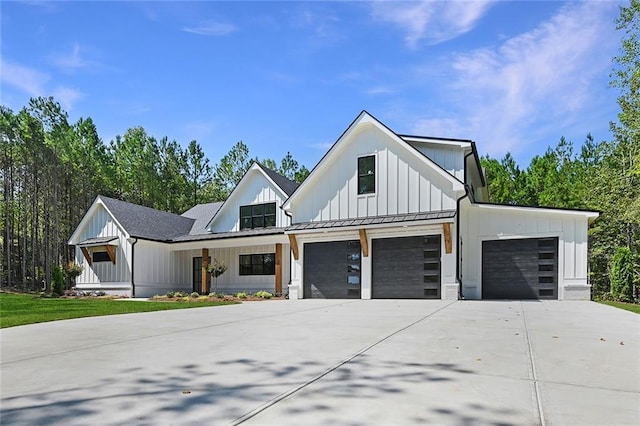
[365,86,396,96]
[371,0,494,47]
[51,43,93,70]
[52,86,84,111]
[0,58,48,96]
[1,58,84,110]
[412,1,618,158]
[183,20,237,36]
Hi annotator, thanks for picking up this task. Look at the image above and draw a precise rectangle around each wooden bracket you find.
[443,223,452,254]
[359,229,369,257]
[81,247,92,266]
[288,234,299,260]
[105,245,116,264]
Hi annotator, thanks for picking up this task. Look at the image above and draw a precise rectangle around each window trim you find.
[239,253,276,276]
[239,202,277,230]
[357,155,376,195]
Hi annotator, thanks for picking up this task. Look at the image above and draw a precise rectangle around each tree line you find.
[0,97,309,291]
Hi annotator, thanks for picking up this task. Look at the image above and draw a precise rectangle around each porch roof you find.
[286,210,456,232]
[76,236,119,247]
[169,227,286,243]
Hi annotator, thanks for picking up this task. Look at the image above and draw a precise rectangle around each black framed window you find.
[92,251,111,263]
[240,202,276,230]
[239,253,275,275]
[358,155,375,194]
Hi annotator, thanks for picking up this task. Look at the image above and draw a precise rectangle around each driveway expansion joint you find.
[229,300,458,425]
[521,301,546,426]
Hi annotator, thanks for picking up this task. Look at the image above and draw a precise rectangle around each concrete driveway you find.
[1,300,638,425]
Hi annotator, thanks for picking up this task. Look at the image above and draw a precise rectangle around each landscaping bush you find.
[166,291,175,298]
[255,290,272,299]
[190,292,199,298]
[52,265,65,297]
[208,292,218,298]
[610,247,635,302]
[235,292,248,299]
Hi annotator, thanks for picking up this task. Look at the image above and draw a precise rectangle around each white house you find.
[68,163,294,298]
[69,111,598,300]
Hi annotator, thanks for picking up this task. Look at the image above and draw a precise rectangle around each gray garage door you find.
[372,235,441,299]
[482,237,558,300]
[304,240,361,299]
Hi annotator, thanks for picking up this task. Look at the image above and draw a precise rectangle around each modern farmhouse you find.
[69,111,598,300]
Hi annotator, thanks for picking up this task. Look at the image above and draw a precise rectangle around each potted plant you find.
[63,261,84,290]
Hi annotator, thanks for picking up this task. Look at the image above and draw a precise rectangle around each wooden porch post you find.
[443,223,452,254]
[275,243,282,296]
[202,248,209,294]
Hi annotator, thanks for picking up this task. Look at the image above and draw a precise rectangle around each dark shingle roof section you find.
[256,163,300,196]
[287,210,456,231]
[181,202,224,235]
[100,196,194,241]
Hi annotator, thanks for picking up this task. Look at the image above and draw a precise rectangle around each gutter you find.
[131,238,138,298]
[456,149,476,300]
[281,208,295,295]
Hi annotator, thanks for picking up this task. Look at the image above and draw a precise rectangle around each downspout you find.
[130,238,138,298]
[282,209,294,296]
[457,149,475,300]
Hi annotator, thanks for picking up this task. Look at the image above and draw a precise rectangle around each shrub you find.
[166,291,175,298]
[190,292,200,298]
[174,291,185,298]
[52,265,65,297]
[610,247,634,302]
[208,292,217,298]
[235,292,248,299]
[255,290,272,299]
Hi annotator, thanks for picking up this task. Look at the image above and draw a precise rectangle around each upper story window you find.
[358,155,375,195]
[240,202,276,230]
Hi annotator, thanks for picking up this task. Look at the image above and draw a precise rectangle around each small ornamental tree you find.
[63,262,84,289]
[610,247,634,302]
[52,265,65,297]
[206,258,227,294]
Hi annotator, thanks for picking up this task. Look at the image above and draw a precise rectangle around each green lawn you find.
[598,300,640,314]
[0,292,238,328]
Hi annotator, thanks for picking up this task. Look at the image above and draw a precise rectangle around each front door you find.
[192,257,211,293]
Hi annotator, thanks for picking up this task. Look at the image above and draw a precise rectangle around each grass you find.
[598,300,640,314]
[0,292,238,328]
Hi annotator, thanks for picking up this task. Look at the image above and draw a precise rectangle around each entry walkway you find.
[1,300,638,425]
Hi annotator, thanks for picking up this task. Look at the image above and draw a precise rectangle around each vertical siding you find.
[411,144,465,181]
[292,124,458,223]
[74,205,131,288]
[210,171,290,232]
[460,201,592,300]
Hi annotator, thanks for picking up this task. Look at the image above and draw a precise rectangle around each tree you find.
[610,247,635,301]
[184,140,212,207]
[211,141,252,200]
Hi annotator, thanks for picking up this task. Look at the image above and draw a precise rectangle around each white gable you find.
[284,112,464,223]
[207,163,291,232]
[68,197,129,244]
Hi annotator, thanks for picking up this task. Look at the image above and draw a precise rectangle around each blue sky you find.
[1,1,623,169]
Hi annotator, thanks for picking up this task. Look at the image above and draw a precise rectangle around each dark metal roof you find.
[256,162,300,196]
[287,210,456,231]
[100,196,195,241]
[170,227,286,243]
[76,236,119,247]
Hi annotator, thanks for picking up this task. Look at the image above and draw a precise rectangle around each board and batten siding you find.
[74,204,132,294]
[409,143,465,181]
[460,201,592,300]
[209,171,290,232]
[176,244,290,294]
[134,239,192,297]
[291,124,458,223]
